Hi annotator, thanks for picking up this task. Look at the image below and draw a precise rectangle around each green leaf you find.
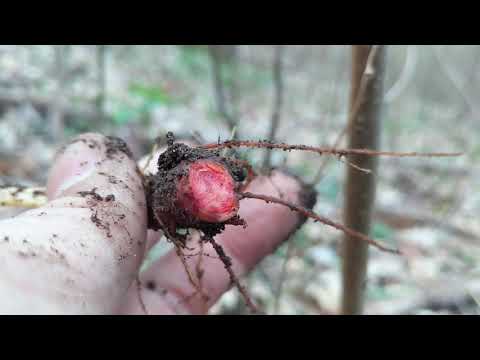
[112,106,140,126]
[372,222,394,240]
[128,83,172,105]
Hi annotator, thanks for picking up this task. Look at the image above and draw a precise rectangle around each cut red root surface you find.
[176,160,239,223]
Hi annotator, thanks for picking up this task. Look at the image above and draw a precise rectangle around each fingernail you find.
[47,138,102,199]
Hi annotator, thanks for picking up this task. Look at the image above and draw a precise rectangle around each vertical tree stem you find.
[96,45,107,120]
[341,45,387,315]
[208,45,238,138]
[50,45,69,141]
[263,45,285,170]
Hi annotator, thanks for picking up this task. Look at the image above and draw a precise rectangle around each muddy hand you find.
[0,133,311,314]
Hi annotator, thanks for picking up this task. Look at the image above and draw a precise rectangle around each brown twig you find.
[310,125,348,184]
[239,192,400,254]
[173,243,208,302]
[195,239,210,313]
[262,177,293,315]
[263,45,285,170]
[201,140,462,158]
[183,252,220,259]
[204,234,260,314]
[96,45,107,120]
[49,45,69,141]
[273,240,295,314]
[152,210,205,299]
[208,45,238,137]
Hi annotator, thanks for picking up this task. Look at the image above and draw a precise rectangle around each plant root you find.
[239,192,400,254]
[203,234,260,314]
[201,140,463,159]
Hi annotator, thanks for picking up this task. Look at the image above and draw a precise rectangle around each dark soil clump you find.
[145,132,247,244]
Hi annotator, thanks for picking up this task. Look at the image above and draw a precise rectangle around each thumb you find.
[45,132,148,273]
[0,133,147,314]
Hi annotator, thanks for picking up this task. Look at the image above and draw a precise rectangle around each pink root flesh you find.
[176,160,239,223]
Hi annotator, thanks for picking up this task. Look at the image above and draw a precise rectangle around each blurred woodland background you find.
[0,45,478,315]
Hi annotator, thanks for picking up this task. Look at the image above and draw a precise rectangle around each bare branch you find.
[273,240,295,314]
[205,234,260,314]
[96,45,107,120]
[239,192,400,254]
[263,45,285,170]
[208,45,238,137]
[200,139,462,158]
[49,45,70,141]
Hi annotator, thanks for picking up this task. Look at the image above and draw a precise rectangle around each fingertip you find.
[46,132,148,260]
[47,133,144,205]
[47,133,103,200]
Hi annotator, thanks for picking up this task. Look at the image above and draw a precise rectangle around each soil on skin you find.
[105,136,134,160]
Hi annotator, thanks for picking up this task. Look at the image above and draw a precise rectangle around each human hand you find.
[0,133,313,314]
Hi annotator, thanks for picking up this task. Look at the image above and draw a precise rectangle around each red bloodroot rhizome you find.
[145,132,249,245]
[144,132,294,313]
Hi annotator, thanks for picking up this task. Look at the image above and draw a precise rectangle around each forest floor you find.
[0,45,478,314]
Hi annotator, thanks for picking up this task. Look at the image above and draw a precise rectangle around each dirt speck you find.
[105,136,133,160]
[78,188,103,201]
[18,250,36,258]
[146,281,156,291]
[90,210,112,238]
[117,254,128,262]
